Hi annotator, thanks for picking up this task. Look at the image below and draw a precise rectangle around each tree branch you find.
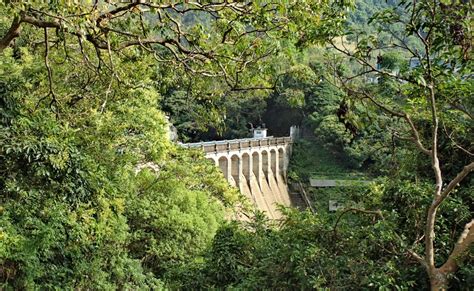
[442,123,474,157]
[22,14,60,28]
[435,162,474,209]
[0,13,60,52]
[408,249,428,270]
[0,15,22,51]
[425,161,474,275]
[96,1,141,27]
[345,87,431,155]
[440,219,474,274]
[329,39,425,87]
[36,28,58,114]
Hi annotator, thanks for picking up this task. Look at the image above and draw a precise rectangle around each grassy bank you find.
[288,138,371,213]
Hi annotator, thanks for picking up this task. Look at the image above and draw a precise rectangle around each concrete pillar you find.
[218,156,229,181]
[238,156,243,192]
[228,161,232,185]
[278,148,286,179]
[261,150,269,180]
[231,154,241,190]
[242,153,251,185]
[252,151,261,182]
[271,149,278,181]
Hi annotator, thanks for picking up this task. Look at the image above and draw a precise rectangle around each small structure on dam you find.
[181,134,293,219]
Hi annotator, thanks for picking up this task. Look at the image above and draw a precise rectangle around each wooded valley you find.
[0,1,472,290]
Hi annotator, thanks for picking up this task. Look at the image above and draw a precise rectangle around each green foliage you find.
[125,152,236,277]
[1,1,471,289]
[326,0,474,287]
[177,1,473,289]
[174,173,470,289]
[288,139,360,182]
[0,25,238,289]
[0,1,350,288]
[175,207,422,290]
[0,49,166,288]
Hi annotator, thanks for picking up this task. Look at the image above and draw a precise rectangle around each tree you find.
[0,1,347,94]
[0,45,240,287]
[0,1,349,139]
[172,207,423,290]
[327,0,473,289]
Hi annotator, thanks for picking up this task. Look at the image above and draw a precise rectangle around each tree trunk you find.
[430,269,448,291]
[428,219,474,290]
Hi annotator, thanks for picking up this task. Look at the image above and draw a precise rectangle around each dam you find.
[181,136,293,219]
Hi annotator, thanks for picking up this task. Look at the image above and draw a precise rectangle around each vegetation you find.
[0,45,239,288]
[0,0,472,290]
[328,1,473,288]
[288,139,365,181]
[0,0,346,288]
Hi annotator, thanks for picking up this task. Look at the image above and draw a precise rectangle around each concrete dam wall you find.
[181,137,293,219]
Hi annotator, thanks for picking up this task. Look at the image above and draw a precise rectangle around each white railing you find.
[180,136,292,153]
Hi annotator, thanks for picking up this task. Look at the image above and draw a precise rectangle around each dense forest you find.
[0,1,472,290]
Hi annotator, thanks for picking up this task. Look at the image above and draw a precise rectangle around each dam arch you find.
[242,153,251,186]
[252,152,260,180]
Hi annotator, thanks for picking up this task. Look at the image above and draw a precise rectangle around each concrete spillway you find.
[277,174,291,206]
[237,171,290,219]
[248,174,277,218]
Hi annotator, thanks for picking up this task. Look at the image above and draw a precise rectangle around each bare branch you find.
[329,39,424,87]
[435,162,474,208]
[408,249,428,270]
[230,85,275,92]
[36,28,58,113]
[425,161,474,275]
[450,102,474,120]
[442,123,474,157]
[96,2,141,27]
